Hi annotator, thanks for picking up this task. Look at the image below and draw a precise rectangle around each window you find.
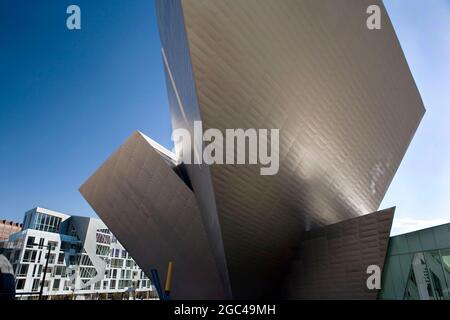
[110,258,123,268]
[55,266,66,276]
[96,232,111,244]
[26,236,36,248]
[60,241,71,251]
[18,264,29,277]
[80,254,93,266]
[47,241,58,250]
[32,279,40,291]
[96,244,110,256]
[47,253,56,264]
[52,279,60,291]
[16,279,26,290]
[80,267,97,278]
[22,250,37,262]
[33,212,62,233]
[69,255,80,265]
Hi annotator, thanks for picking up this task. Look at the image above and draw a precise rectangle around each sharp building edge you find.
[80,0,425,299]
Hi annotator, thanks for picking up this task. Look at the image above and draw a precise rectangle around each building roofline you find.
[391,221,450,238]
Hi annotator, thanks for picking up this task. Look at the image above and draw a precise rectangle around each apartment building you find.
[0,219,22,241]
[3,207,155,300]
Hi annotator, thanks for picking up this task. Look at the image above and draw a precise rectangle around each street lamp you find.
[38,243,53,300]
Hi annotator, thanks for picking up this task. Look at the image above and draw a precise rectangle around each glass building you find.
[22,208,67,233]
[380,223,450,300]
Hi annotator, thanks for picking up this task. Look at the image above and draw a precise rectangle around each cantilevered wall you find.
[282,208,395,299]
[155,0,425,298]
[79,132,227,299]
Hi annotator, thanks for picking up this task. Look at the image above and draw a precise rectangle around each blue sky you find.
[0,1,448,235]
[0,0,172,222]
[381,0,450,235]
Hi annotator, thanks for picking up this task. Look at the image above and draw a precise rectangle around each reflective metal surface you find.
[282,207,394,299]
[80,132,227,299]
[156,0,425,298]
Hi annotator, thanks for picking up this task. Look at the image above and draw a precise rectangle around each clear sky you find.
[381,0,450,235]
[0,0,172,222]
[0,1,448,235]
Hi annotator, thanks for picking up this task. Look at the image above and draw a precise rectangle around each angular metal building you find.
[80,0,425,299]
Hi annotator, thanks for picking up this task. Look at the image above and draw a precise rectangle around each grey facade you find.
[282,208,394,299]
[80,132,226,299]
[81,1,424,299]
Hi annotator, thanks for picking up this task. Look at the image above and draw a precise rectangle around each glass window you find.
[58,252,65,264]
[424,251,449,299]
[439,249,450,294]
[22,250,31,262]
[16,279,26,290]
[32,279,40,291]
[48,241,58,250]
[419,230,437,251]
[22,250,36,262]
[53,279,60,291]
[406,233,422,252]
[18,264,29,276]
[26,236,36,248]
[433,225,450,249]
[38,238,44,249]
[96,244,110,256]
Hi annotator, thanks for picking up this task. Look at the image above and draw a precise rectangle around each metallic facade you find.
[282,208,394,299]
[81,1,424,299]
[80,132,226,299]
[154,0,424,298]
